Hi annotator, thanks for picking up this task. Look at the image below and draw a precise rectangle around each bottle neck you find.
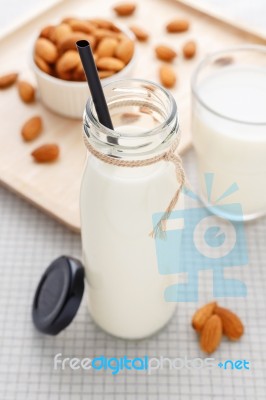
[83,79,179,162]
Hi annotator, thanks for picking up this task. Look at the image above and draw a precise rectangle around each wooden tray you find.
[0,0,265,232]
[174,0,266,42]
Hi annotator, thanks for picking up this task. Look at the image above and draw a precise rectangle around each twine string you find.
[83,132,186,238]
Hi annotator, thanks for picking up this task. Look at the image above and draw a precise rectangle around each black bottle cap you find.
[32,256,84,335]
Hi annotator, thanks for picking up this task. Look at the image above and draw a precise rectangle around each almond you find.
[31,144,59,163]
[93,28,118,41]
[61,17,75,24]
[108,21,122,33]
[200,315,222,354]
[183,40,196,59]
[97,37,118,58]
[72,59,86,81]
[113,3,136,16]
[21,116,43,142]
[166,19,189,33]
[0,73,18,89]
[57,69,73,81]
[115,39,134,64]
[58,33,95,54]
[34,55,52,74]
[17,81,35,103]
[72,67,86,81]
[159,64,176,88]
[53,23,72,44]
[130,25,149,42]
[96,57,125,71]
[155,45,177,62]
[36,18,128,81]
[98,70,115,79]
[215,306,244,340]
[116,32,128,41]
[90,18,113,30]
[35,38,58,63]
[40,25,56,41]
[56,50,80,73]
[69,19,95,34]
[192,302,216,332]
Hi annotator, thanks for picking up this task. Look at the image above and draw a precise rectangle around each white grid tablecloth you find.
[0,149,266,400]
[1,0,266,398]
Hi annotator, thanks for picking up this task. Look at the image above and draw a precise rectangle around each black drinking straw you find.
[76,40,114,130]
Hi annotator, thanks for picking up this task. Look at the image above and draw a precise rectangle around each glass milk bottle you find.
[80,79,183,339]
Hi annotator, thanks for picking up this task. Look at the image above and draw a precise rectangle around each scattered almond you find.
[159,64,176,88]
[21,116,43,142]
[35,38,58,64]
[183,40,196,59]
[215,306,244,341]
[200,315,222,354]
[192,302,216,332]
[97,37,118,58]
[0,73,18,89]
[115,39,134,64]
[130,25,149,42]
[166,19,189,33]
[17,81,35,103]
[96,57,125,71]
[113,3,136,16]
[192,302,245,353]
[31,144,59,163]
[155,45,177,62]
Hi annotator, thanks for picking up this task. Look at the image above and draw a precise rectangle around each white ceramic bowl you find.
[31,24,136,119]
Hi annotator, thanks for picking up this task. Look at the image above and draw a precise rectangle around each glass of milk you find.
[192,45,266,220]
[81,79,183,339]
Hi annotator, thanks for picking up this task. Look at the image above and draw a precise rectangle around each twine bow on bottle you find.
[83,132,186,239]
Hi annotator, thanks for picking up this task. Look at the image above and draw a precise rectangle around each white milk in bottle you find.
[80,80,184,339]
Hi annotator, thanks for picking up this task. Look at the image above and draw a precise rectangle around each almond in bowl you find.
[32,18,136,118]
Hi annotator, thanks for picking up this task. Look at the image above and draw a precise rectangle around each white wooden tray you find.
[0,0,265,232]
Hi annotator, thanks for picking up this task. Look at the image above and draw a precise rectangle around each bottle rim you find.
[83,78,179,160]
